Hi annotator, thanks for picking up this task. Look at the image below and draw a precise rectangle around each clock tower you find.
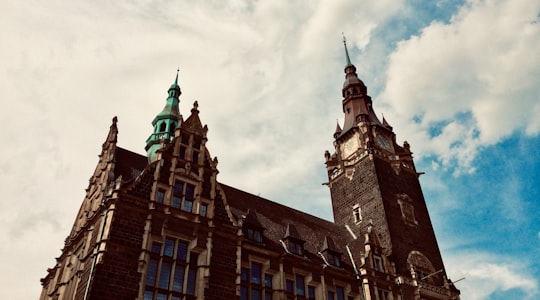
[324,37,451,290]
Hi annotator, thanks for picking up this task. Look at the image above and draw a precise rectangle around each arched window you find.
[159,122,167,132]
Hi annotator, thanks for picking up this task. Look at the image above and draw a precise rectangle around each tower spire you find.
[343,33,352,67]
[145,70,183,162]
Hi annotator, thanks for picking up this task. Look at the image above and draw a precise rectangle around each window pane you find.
[179,146,186,158]
[286,280,294,294]
[143,290,153,300]
[265,291,272,300]
[240,286,248,300]
[296,275,305,296]
[241,268,249,282]
[172,297,181,300]
[156,293,167,300]
[172,196,181,209]
[164,238,175,257]
[251,287,261,300]
[200,204,207,217]
[158,261,172,289]
[192,151,199,164]
[146,259,158,286]
[156,190,165,204]
[186,268,197,295]
[308,286,315,300]
[172,265,185,292]
[328,292,335,300]
[251,263,262,285]
[174,182,184,195]
[151,242,162,254]
[183,199,193,212]
[177,241,188,261]
[254,230,262,243]
[185,184,195,199]
[264,274,272,288]
[336,287,345,300]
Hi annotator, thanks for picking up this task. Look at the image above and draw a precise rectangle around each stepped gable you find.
[220,183,363,268]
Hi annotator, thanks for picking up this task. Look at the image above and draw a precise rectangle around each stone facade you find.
[40,45,460,300]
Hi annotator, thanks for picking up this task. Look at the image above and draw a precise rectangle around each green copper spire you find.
[145,70,182,162]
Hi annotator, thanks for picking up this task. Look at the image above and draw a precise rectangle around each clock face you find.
[342,138,359,158]
[376,135,392,151]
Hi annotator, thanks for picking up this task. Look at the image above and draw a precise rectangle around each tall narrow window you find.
[308,286,316,300]
[241,262,272,300]
[336,286,345,300]
[285,275,308,299]
[288,240,304,256]
[353,205,361,223]
[199,203,208,217]
[373,255,384,272]
[144,237,197,299]
[172,180,196,213]
[295,275,305,296]
[192,139,201,164]
[156,189,165,204]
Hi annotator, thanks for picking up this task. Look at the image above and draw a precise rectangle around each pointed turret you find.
[145,70,183,162]
[339,36,380,134]
[342,35,367,97]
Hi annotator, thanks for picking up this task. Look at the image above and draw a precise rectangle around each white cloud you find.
[1,1,538,299]
[445,251,539,300]
[379,0,540,172]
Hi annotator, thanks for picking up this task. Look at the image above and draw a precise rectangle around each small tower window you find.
[353,205,361,223]
[159,122,166,132]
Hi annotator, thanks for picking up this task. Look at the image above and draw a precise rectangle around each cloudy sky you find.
[1,0,539,299]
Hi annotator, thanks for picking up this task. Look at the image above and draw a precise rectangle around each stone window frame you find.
[285,270,313,300]
[373,255,384,272]
[241,259,273,300]
[143,236,199,300]
[327,285,347,300]
[172,178,197,213]
[352,204,362,223]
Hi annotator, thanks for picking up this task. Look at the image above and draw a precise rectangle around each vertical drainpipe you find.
[83,200,110,300]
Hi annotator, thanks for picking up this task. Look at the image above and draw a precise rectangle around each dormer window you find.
[327,252,341,267]
[246,228,263,243]
[283,223,304,256]
[288,239,304,256]
[321,236,341,267]
[242,210,265,244]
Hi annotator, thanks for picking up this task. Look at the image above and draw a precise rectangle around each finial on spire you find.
[342,33,352,67]
[175,68,179,85]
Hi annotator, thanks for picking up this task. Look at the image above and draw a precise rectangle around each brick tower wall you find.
[329,156,393,253]
[373,157,445,281]
[87,200,147,300]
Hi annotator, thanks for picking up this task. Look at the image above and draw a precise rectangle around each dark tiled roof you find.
[220,184,364,266]
[115,147,148,182]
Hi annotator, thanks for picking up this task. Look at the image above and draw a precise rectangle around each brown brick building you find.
[40,41,461,300]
